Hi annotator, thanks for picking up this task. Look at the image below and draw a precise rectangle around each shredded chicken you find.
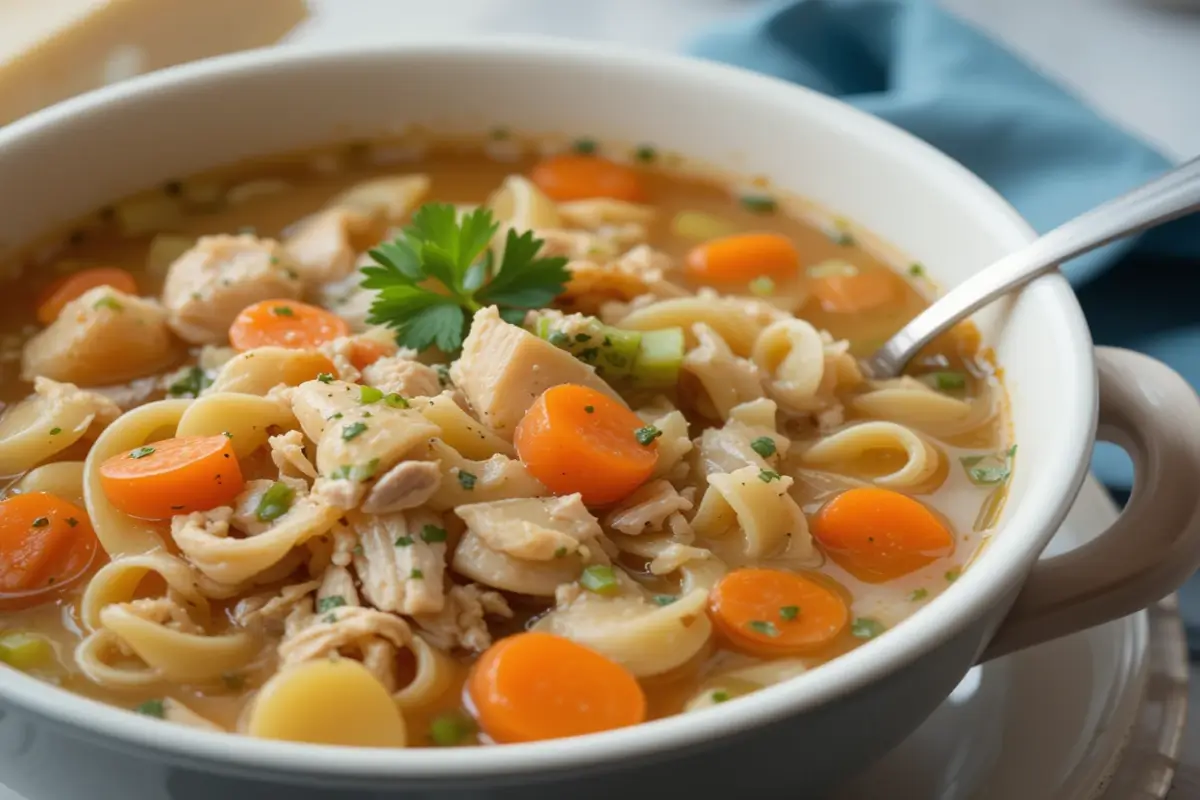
[233,582,322,631]
[411,584,513,653]
[605,480,694,536]
[561,245,687,312]
[268,430,318,480]
[361,354,442,399]
[317,564,361,609]
[282,208,377,284]
[361,460,441,514]
[648,543,712,575]
[351,511,446,615]
[455,494,602,561]
[278,606,412,665]
[33,376,121,430]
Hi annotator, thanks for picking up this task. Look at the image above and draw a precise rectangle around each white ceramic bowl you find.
[1,39,1199,800]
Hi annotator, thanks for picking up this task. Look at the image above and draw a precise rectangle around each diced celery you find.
[0,632,56,672]
[670,210,738,241]
[145,234,195,277]
[535,316,643,380]
[631,328,684,387]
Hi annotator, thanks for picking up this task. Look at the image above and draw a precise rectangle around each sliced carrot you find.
[348,338,390,371]
[99,435,245,520]
[810,269,899,314]
[530,154,645,202]
[228,299,349,352]
[0,493,98,610]
[468,631,646,743]
[36,267,138,324]
[708,568,849,657]
[810,487,954,582]
[685,233,799,285]
[514,384,657,506]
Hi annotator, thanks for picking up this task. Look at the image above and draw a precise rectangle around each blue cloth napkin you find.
[688,0,1200,492]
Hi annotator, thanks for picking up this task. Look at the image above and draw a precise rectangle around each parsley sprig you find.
[361,203,570,353]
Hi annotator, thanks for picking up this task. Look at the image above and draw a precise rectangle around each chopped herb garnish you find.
[93,296,123,311]
[420,525,448,544]
[135,699,165,718]
[394,535,414,547]
[316,372,334,384]
[31,517,48,528]
[553,546,568,558]
[710,690,730,704]
[851,618,886,639]
[359,385,383,404]
[573,138,597,154]
[945,568,961,583]
[362,204,569,354]
[749,275,775,297]
[222,431,233,438]
[746,620,780,637]
[329,458,379,481]
[574,333,592,343]
[352,544,365,556]
[909,588,929,602]
[758,469,781,483]
[830,229,856,247]
[341,421,368,441]
[255,481,295,522]
[580,564,619,595]
[548,331,570,347]
[49,427,62,435]
[740,195,777,214]
[652,595,677,606]
[924,370,966,391]
[128,446,155,459]
[410,568,424,579]
[66,517,78,527]
[384,392,409,409]
[321,613,337,623]
[429,710,476,746]
[634,145,657,163]
[750,437,777,458]
[316,595,346,613]
[327,412,344,420]
[271,305,294,317]
[584,405,595,414]
[779,605,800,621]
[458,470,477,490]
[960,444,1017,485]
[909,263,926,277]
[167,366,212,398]
[635,425,662,446]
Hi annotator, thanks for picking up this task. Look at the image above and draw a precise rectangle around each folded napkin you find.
[688,0,1200,492]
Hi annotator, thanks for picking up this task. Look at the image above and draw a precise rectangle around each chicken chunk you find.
[161,234,303,344]
[361,460,442,514]
[352,510,446,615]
[21,286,175,386]
[283,208,380,285]
[361,354,442,400]
[450,306,623,439]
[411,584,513,653]
[455,494,602,561]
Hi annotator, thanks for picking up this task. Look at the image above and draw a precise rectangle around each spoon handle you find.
[865,154,1200,379]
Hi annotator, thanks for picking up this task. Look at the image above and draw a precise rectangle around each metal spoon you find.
[864,155,1200,379]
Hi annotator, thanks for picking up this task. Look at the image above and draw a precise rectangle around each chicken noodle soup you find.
[0,138,1010,746]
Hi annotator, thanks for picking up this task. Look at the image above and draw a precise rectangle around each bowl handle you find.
[980,346,1200,662]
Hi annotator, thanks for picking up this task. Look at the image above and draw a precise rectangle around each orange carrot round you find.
[709,568,849,657]
[36,267,138,324]
[99,435,245,520]
[349,339,390,371]
[685,233,799,284]
[0,493,98,610]
[228,299,349,352]
[468,631,646,744]
[810,270,898,314]
[514,384,657,506]
[810,487,954,582]
[530,154,645,202]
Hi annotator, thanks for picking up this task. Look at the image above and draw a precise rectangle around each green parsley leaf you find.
[652,595,677,606]
[316,372,334,384]
[779,605,800,621]
[635,425,662,446]
[553,546,568,558]
[359,385,383,404]
[429,710,476,746]
[945,567,961,583]
[66,517,78,527]
[634,144,657,163]
[960,444,1017,485]
[135,699,165,718]
[93,296,123,311]
[384,392,409,409]
[584,405,595,414]
[740,195,777,214]
[272,305,295,317]
[749,275,775,296]
[31,517,48,528]
[710,690,730,703]
[758,469,781,483]
[458,470,477,490]
[909,588,929,602]
[342,421,368,441]
[750,436,777,458]
[255,481,295,522]
[909,263,926,277]
[745,620,780,637]
[129,446,155,459]
[167,366,212,398]
[316,596,346,613]
[395,535,414,547]
[420,525,448,544]
[851,618,886,639]
[580,565,619,595]
[410,568,424,579]
[49,427,62,435]
[329,458,379,482]
[573,138,597,154]
[923,370,966,391]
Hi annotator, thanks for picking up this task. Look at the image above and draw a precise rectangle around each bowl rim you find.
[0,36,1097,780]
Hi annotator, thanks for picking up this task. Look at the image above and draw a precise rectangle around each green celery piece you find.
[535,316,643,380]
[630,327,685,387]
[0,632,55,672]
